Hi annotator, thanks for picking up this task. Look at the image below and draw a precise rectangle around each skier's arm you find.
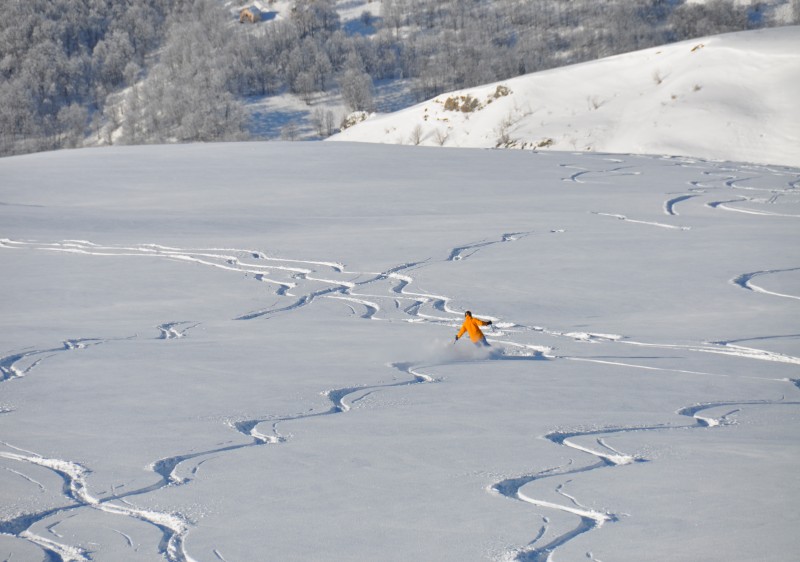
[456,324,467,340]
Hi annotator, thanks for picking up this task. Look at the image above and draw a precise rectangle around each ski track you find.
[707,198,800,217]
[447,232,531,261]
[2,160,799,560]
[0,440,197,562]
[559,163,641,184]
[591,212,691,231]
[157,322,200,340]
[692,162,800,218]
[1,339,106,383]
[732,267,800,301]
[663,194,699,216]
[0,330,203,560]
[490,397,800,562]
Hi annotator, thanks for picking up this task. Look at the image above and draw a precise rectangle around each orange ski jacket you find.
[456,313,490,342]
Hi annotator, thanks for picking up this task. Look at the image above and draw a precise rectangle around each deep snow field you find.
[1,141,799,561]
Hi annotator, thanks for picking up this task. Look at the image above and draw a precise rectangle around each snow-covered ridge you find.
[331,26,800,167]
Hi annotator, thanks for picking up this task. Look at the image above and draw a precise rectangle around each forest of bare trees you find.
[1,0,795,156]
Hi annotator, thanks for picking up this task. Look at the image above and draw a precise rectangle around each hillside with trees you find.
[1,0,797,156]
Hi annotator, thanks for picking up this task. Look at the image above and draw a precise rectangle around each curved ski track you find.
[2,158,799,561]
[732,267,800,301]
[489,398,800,562]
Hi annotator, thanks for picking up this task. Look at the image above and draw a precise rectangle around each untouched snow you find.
[331,27,800,167]
[1,141,799,561]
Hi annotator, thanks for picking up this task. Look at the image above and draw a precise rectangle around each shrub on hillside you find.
[443,95,481,113]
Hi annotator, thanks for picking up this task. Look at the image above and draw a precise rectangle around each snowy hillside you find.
[1,141,798,561]
[331,27,800,167]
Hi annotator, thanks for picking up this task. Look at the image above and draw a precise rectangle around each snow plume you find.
[426,338,495,363]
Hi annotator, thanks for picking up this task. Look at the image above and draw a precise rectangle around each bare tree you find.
[311,107,338,138]
[409,124,424,145]
[341,67,375,112]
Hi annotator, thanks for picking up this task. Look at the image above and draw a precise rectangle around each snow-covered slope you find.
[331,27,800,167]
[1,142,799,561]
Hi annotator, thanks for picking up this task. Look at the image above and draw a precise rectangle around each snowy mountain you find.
[1,140,799,561]
[331,26,800,167]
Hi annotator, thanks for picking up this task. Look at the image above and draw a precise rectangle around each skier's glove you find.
[486,320,492,325]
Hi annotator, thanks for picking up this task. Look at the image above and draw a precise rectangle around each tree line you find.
[1,0,794,156]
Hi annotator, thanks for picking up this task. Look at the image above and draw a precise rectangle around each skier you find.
[455,311,492,347]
